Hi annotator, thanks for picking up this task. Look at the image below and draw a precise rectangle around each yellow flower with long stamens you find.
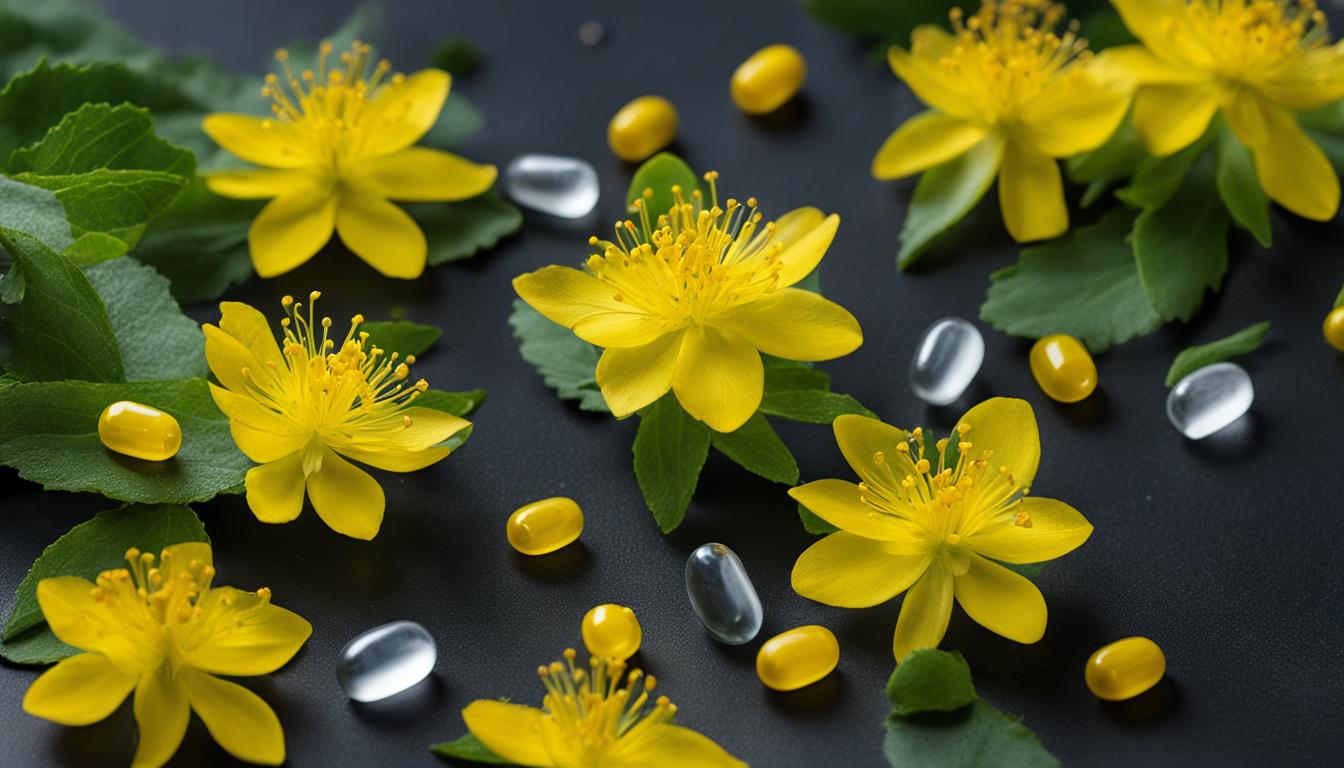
[789,399,1092,662]
[462,648,746,767]
[203,292,471,540]
[873,1,1131,242]
[513,172,863,433]
[22,543,310,768]
[1105,0,1344,220]
[203,41,497,278]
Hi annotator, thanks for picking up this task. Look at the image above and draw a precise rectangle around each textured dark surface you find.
[2,1,1343,766]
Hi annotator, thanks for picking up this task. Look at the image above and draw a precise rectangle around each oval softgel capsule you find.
[607,96,678,162]
[1029,334,1097,403]
[731,44,806,115]
[685,543,763,645]
[582,604,642,661]
[98,401,182,461]
[336,620,437,702]
[1085,636,1166,701]
[507,497,584,555]
[756,625,839,691]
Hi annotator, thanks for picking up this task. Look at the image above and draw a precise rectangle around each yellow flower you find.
[462,648,746,768]
[1105,0,1344,220]
[203,41,497,278]
[789,398,1092,662]
[872,1,1131,242]
[203,293,470,540]
[513,173,863,433]
[22,543,310,768]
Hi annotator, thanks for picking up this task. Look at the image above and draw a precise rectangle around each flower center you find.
[1167,0,1329,80]
[536,649,676,762]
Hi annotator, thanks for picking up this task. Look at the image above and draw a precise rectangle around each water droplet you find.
[336,620,436,702]
[1166,362,1253,439]
[503,154,599,219]
[686,543,763,645]
[909,317,984,406]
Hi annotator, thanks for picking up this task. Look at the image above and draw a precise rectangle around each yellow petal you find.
[335,191,427,279]
[23,653,137,726]
[1094,44,1205,86]
[205,168,315,200]
[872,111,987,179]
[1018,78,1130,158]
[831,414,910,493]
[793,532,931,608]
[201,114,310,169]
[513,265,626,328]
[1223,87,1271,148]
[334,444,449,473]
[1130,84,1218,157]
[1249,104,1340,221]
[306,447,385,540]
[230,421,306,464]
[788,479,919,542]
[131,664,189,768]
[361,69,451,156]
[774,213,839,288]
[203,325,255,394]
[671,324,762,433]
[245,452,307,524]
[1258,47,1344,108]
[159,542,213,580]
[596,331,683,418]
[713,288,861,362]
[218,301,283,367]
[360,147,497,202]
[888,34,973,120]
[770,207,825,250]
[955,397,1040,491]
[180,668,285,766]
[461,700,553,768]
[998,139,1068,242]
[609,723,747,768]
[572,311,671,348]
[176,587,311,676]
[37,577,160,674]
[248,184,337,277]
[1109,1,1188,55]
[953,554,1047,644]
[892,564,954,662]
[342,406,471,452]
[965,497,1093,563]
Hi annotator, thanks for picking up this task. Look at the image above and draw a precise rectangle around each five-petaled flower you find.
[789,398,1093,662]
[513,172,863,433]
[22,543,310,768]
[204,293,471,540]
[203,41,497,278]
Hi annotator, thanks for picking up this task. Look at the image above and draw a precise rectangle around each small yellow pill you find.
[506,497,584,555]
[1029,334,1098,403]
[607,95,678,162]
[1085,637,1166,701]
[582,604,641,660]
[1323,306,1344,351]
[97,401,182,461]
[755,625,839,691]
[731,44,806,115]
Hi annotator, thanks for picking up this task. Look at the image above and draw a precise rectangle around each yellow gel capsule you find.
[731,44,806,115]
[582,604,641,660]
[1323,306,1344,351]
[1029,334,1098,403]
[607,96,678,162]
[1085,637,1166,701]
[506,496,584,555]
[97,401,182,461]
[755,625,839,691]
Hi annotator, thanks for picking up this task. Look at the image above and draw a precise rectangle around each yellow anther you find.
[873,451,885,465]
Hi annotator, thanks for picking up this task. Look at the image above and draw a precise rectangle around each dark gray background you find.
[3,1,1343,765]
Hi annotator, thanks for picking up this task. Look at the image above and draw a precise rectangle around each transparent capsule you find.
[685,543,763,645]
[503,155,599,219]
[1085,636,1165,701]
[1323,306,1344,351]
[1166,362,1253,439]
[755,625,839,691]
[336,620,436,702]
[607,96,678,162]
[1029,334,1097,403]
[909,317,984,406]
[730,44,806,115]
[97,401,182,461]
[582,604,641,660]
[507,496,584,555]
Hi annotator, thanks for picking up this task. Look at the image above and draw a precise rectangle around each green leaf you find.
[897,137,1000,270]
[626,152,700,220]
[0,378,250,503]
[0,175,73,251]
[1066,119,1146,184]
[0,623,76,665]
[758,363,876,424]
[709,413,799,484]
[83,257,206,381]
[1213,122,1271,248]
[1133,152,1230,323]
[633,396,711,533]
[431,39,480,77]
[3,503,208,642]
[430,732,509,764]
[1116,134,1211,210]
[1165,320,1270,387]
[416,192,522,266]
[980,210,1161,352]
[132,178,259,303]
[798,503,840,535]
[509,300,608,412]
[1336,283,1344,308]
[884,702,1060,768]
[0,0,155,83]
[361,320,441,359]
[886,649,977,716]
[415,388,487,418]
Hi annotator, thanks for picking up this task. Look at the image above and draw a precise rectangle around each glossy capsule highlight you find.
[1085,637,1166,701]
[1029,334,1097,403]
[755,625,839,691]
[685,543,763,645]
[507,497,584,555]
[1323,306,1344,351]
[581,604,641,660]
[97,401,181,461]
[730,44,806,114]
[607,95,678,162]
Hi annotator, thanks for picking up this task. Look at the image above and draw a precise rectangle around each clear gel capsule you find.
[1029,334,1097,403]
[730,44,806,115]
[685,543,763,645]
[507,496,584,555]
[582,604,641,660]
[503,154,600,219]
[97,401,181,461]
[909,317,984,406]
[756,625,839,691]
[336,620,436,702]
[608,96,678,162]
[1085,637,1165,701]
[1166,362,1253,439]
[1323,306,1344,351]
